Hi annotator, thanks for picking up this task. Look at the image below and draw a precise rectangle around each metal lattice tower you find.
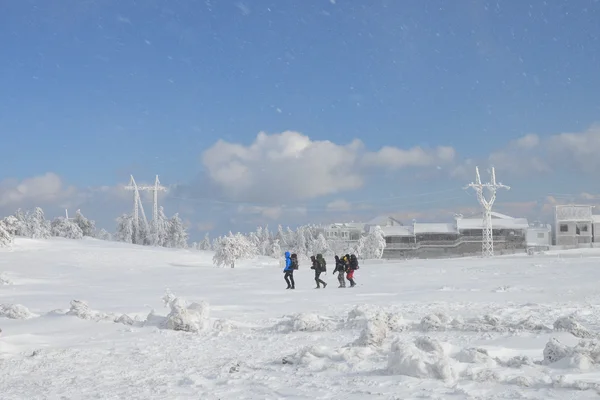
[464,167,510,257]
[125,175,166,244]
[124,175,149,234]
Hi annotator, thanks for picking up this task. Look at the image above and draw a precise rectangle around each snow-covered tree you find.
[12,209,30,237]
[198,233,211,251]
[27,207,51,239]
[357,226,386,259]
[270,238,281,258]
[51,217,84,239]
[0,220,13,248]
[96,228,112,241]
[74,210,96,237]
[167,213,188,248]
[149,206,170,247]
[115,214,134,243]
[213,232,257,268]
[1,215,20,236]
[312,233,330,255]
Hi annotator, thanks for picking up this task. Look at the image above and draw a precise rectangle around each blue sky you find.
[1,0,600,239]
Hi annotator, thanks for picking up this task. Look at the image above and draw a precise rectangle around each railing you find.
[385,235,521,250]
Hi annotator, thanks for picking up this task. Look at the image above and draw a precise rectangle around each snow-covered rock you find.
[553,315,593,338]
[0,303,35,319]
[387,337,457,381]
[275,313,336,333]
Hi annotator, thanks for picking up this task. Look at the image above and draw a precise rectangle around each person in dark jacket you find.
[347,254,358,287]
[283,251,295,289]
[310,255,327,288]
[333,255,346,288]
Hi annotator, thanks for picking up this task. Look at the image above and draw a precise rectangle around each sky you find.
[1,0,600,240]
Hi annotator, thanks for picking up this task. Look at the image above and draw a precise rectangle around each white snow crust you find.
[2,237,600,398]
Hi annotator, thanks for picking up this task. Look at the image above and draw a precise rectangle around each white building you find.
[526,224,552,250]
[554,205,594,246]
[318,222,365,242]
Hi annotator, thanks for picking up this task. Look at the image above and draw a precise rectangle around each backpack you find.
[317,254,326,272]
[350,255,359,270]
[291,253,299,270]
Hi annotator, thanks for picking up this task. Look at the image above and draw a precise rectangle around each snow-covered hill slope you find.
[2,238,600,399]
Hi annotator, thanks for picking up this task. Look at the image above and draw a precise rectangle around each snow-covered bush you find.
[0,303,35,319]
[213,232,257,268]
[51,217,84,239]
[96,228,113,241]
[146,291,211,333]
[66,299,114,321]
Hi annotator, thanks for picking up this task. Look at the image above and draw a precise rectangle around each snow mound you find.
[345,305,406,331]
[417,312,549,334]
[543,337,600,369]
[275,313,336,333]
[0,273,13,285]
[418,313,449,331]
[353,319,388,347]
[147,291,212,333]
[387,337,458,381]
[283,345,375,372]
[352,310,406,347]
[66,300,115,321]
[0,303,35,319]
[553,315,593,338]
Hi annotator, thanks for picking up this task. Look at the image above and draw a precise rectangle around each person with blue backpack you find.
[283,251,297,289]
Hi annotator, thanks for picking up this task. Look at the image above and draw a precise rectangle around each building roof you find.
[366,215,403,226]
[380,225,414,237]
[456,215,529,230]
[414,222,458,234]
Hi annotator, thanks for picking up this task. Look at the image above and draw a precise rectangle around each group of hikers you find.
[283,252,359,289]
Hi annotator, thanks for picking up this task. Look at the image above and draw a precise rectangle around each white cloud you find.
[362,145,456,169]
[486,125,600,176]
[202,131,365,202]
[237,204,307,220]
[201,131,456,203]
[326,199,352,212]
[0,173,79,208]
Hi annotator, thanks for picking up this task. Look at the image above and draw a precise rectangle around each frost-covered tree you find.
[198,233,211,251]
[96,228,112,241]
[149,206,170,247]
[270,238,281,258]
[357,226,386,259]
[74,210,96,237]
[213,232,257,268]
[312,233,330,255]
[27,207,51,239]
[1,216,20,236]
[167,213,188,248]
[51,217,84,239]
[0,220,13,248]
[115,214,134,243]
[12,209,30,237]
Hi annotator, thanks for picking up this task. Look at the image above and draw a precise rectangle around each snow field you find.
[2,238,600,398]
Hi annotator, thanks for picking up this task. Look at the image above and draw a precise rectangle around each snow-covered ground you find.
[2,238,600,399]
